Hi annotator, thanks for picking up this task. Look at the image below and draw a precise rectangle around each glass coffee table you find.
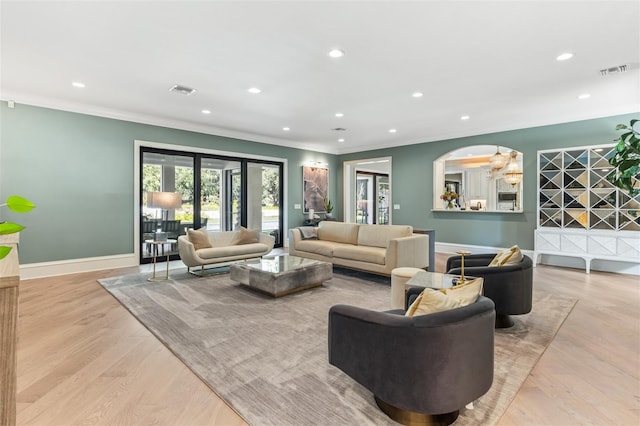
[405,270,482,298]
[229,255,333,297]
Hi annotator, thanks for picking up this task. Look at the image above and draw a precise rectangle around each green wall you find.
[338,113,637,250]
[1,101,634,264]
[0,103,336,264]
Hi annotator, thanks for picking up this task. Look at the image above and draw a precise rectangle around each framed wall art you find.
[303,166,328,213]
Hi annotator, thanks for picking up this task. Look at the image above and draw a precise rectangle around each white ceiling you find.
[1,1,639,155]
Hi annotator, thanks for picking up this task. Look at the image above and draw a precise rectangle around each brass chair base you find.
[374,396,459,426]
[495,313,515,329]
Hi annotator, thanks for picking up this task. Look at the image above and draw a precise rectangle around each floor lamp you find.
[147,191,182,241]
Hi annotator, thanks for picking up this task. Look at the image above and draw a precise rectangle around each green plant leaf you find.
[631,119,639,127]
[615,124,628,130]
[0,246,11,260]
[0,222,25,235]
[6,195,35,213]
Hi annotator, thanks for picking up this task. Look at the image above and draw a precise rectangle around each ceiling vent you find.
[169,84,196,95]
[600,65,629,76]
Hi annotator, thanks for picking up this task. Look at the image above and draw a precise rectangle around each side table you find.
[145,239,176,282]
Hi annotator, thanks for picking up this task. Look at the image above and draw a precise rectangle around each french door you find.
[140,147,283,263]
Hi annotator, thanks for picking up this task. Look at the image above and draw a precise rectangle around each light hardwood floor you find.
[15,254,640,425]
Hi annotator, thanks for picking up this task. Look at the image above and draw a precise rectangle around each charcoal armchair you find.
[328,295,495,425]
[446,253,533,328]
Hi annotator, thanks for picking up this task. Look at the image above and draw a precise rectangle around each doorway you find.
[343,157,392,224]
[139,147,284,263]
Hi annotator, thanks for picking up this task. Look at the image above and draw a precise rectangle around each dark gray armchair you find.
[328,295,495,425]
[446,253,533,328]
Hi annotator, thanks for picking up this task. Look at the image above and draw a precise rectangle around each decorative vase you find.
[445,200,455,209]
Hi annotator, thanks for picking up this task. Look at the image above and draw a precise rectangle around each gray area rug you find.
[99,269,576,426]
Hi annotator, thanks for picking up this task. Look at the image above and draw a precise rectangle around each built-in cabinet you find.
[534,145,640,272]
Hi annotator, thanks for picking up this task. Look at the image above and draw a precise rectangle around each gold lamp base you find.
[374,396,459,426]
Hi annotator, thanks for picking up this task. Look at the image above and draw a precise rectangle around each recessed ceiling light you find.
[335,112,344,118]
[556,53,573,61]
[282,127,290,131]
[201,109,211,114]
[595,148,603,152]
[578,93,591,100]
[328,49,345,58]
[412,92,423,98]
[248,87,261,94]
[338,138,345,143]
[461,115,470,120]
[71,81,85,88]
[389,129,397,133]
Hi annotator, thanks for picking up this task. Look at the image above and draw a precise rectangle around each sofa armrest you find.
[259,233,276,252]
[386,234,429,269]
[288,228,302,255]
[177,235,200,267]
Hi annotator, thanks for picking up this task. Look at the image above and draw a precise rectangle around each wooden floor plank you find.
[14,254,640,425]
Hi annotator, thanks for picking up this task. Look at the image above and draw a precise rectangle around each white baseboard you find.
[19,253,138,280]
[436,242,639,276]
[19,242,639,280]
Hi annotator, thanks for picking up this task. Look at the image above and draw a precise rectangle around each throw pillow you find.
[233,226,259,245]
[187,228,212,250]
[405,278,483,317]
[488,245,523,267]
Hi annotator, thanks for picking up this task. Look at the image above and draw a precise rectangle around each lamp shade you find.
[147,191,182,209]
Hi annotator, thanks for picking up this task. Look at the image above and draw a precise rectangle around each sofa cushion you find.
[196,243,267,260]
[317,221,359,245]
[232,226,259,245]
[294,239,337,257]
[357,224,413,248]
[405,278,483,317]
[488,245,523,267]
[332,245,386,265]
[208,231,236,247]
[187,228,213,250]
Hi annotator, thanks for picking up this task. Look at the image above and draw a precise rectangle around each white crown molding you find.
[2,93,638,157]
[0,92,338,155]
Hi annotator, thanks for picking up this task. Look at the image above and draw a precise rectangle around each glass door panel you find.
[141,151,193,262]
[376,175,390,224]
[247,162,282,245]
[223,163,242,231]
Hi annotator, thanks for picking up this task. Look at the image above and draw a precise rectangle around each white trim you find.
[342,156,393,224]
[134,140,288,264]
[19,254,138,280]
[3,92,637,156]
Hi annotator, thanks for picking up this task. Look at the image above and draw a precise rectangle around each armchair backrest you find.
[328,296,495,414]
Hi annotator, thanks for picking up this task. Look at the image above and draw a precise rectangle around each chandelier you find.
[489,146,508,171]
[503,151,523,186]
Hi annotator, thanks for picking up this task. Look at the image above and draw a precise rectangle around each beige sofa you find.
[288,221,429,275]
[178,229,275,275]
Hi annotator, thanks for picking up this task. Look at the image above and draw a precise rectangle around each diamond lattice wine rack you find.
[538,146,640,231]
[535,145,640,273]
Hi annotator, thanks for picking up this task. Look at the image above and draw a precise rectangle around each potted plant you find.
[323,196,334,218]
[440,190,459,209]
[607,119,639,197]
[0,195,35,259]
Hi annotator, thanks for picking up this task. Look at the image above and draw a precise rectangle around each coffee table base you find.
[230,256,332,298]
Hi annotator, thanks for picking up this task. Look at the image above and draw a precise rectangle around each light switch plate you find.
[393,204,400,210]
[294,204,301,209]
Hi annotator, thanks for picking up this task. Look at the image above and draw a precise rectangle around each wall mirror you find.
[433,145,523,212]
